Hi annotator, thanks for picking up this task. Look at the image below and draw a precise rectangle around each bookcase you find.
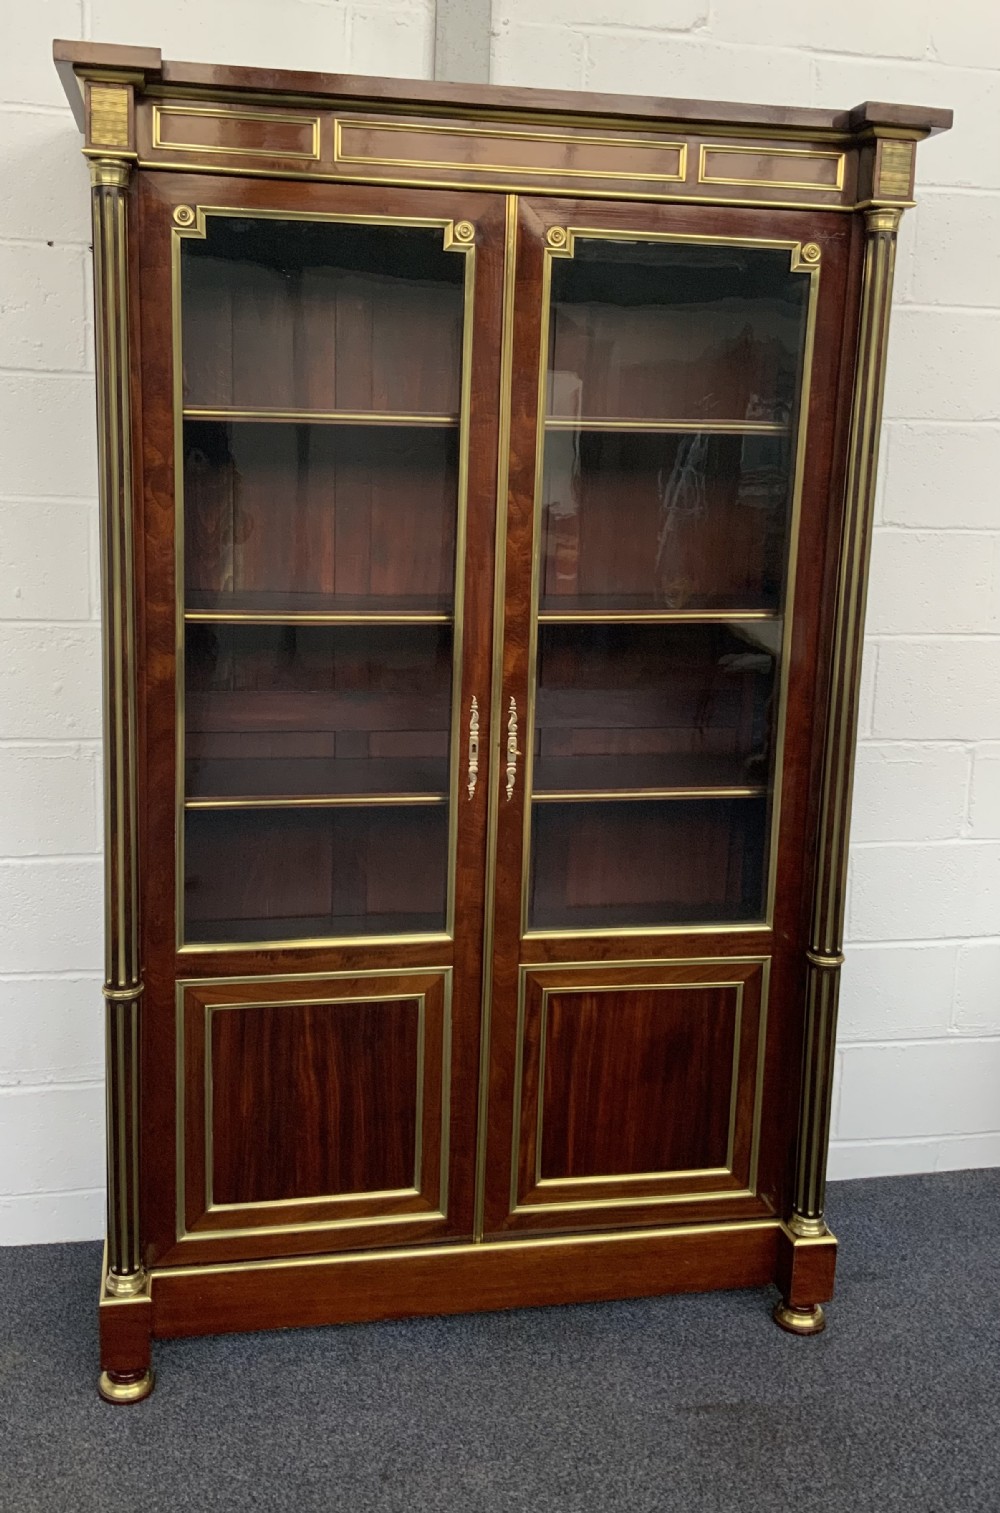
[54,38,949,1401]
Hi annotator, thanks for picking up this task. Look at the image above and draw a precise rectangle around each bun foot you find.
[773,1301,826,1335]
[98,1367,155,1403]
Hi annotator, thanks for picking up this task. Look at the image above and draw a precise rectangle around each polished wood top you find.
[53,38,952,140]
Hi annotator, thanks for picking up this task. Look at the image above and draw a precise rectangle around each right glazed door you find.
[479,198,854,1239]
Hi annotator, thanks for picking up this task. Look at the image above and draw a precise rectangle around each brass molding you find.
[102,982,144,1002]
[452,219,475,243]
[153,103,321,160]
[773,1302,826,1336]
[787,1213,829,1239]
[90,157,131,188]
[805,950,844,971]
[172,203,196,226]
[800,242,822,264]
[104,1265,147,1298]
[546,225,568,248]
[865,207,903,234]
[698,142,845,193]
[98,1368,155,1404]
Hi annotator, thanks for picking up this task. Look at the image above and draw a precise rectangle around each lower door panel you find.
[169,967,455,1264]
[484,956,774,1236]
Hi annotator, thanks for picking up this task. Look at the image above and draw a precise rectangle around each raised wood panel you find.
[154,103,321,160]
[210,996,421,1203]
[538,985,738,1178]
[488,957,770,1235]
[175,969,453,1261]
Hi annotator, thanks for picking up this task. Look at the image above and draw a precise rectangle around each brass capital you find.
[864,207,902,235]
[89,157,132,190]
[103,982,144,1003]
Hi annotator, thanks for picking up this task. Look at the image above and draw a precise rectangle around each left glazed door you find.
[135,173,506,1266]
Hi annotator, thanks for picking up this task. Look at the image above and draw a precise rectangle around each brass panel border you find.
[171,205,476,954]
[508,956,770,1217]
[175,966,452,1245]
[141,154,863,212]
[519,226,821,941]
[153,102,322,160]
[334,116,688,184]
[532,980,745,1188]
[698,143,846,192]
[203,993,427,1211]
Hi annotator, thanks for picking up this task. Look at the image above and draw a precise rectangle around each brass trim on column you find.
[91,155,145,1294]
[791,204,903,1235]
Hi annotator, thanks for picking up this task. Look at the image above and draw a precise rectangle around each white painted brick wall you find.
[1,0,997,1243]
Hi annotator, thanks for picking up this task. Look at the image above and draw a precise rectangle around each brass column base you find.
[773,1301,826,1335]
[98,1368,155,1404]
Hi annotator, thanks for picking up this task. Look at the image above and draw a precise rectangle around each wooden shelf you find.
[184,911,448,946]
[537,606,780,625]
[532,754,768,802]
[186,794,447,810]
[545,417,790,435]
[184,407,459,427]
[185,591,453,625]
[186,756,449,802]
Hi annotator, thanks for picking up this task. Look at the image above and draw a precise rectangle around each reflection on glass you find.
[528,236,809,931]
[179,216,466,944]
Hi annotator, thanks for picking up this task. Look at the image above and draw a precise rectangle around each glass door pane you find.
[526,235,814,932]
[177,214,471,945]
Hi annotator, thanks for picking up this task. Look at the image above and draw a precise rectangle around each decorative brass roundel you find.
[452,220,476,243]
[801,242,822,264]
[546,226,568,248]
[173,205,196,227]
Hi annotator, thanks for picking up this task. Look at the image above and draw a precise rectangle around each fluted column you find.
[790,207,902,1238]
[91,157,144,1293]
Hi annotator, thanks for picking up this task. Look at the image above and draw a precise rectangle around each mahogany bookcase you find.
[54,39,949,1402]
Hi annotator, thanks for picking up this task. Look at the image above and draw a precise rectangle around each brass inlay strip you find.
[153,103,322,160]
[183,406,458,426]
[531,786,766,803]
[698,142,846,192]
[334,116,688,184]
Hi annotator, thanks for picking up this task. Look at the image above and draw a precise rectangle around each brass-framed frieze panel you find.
[170,968,454,1264]
[133,98,872,210]
[495,957,772,1235]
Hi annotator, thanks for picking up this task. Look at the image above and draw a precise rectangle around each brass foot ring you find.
[98,1368,155,1404]
[773,1301,826,1336]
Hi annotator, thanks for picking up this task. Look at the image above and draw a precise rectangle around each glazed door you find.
[479,198,854,1237]
[137,176,507,1264]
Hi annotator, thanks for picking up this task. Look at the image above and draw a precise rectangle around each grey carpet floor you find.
[1,1169,998,1512]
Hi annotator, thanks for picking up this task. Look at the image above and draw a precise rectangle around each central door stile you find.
[473,192,520,1242]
